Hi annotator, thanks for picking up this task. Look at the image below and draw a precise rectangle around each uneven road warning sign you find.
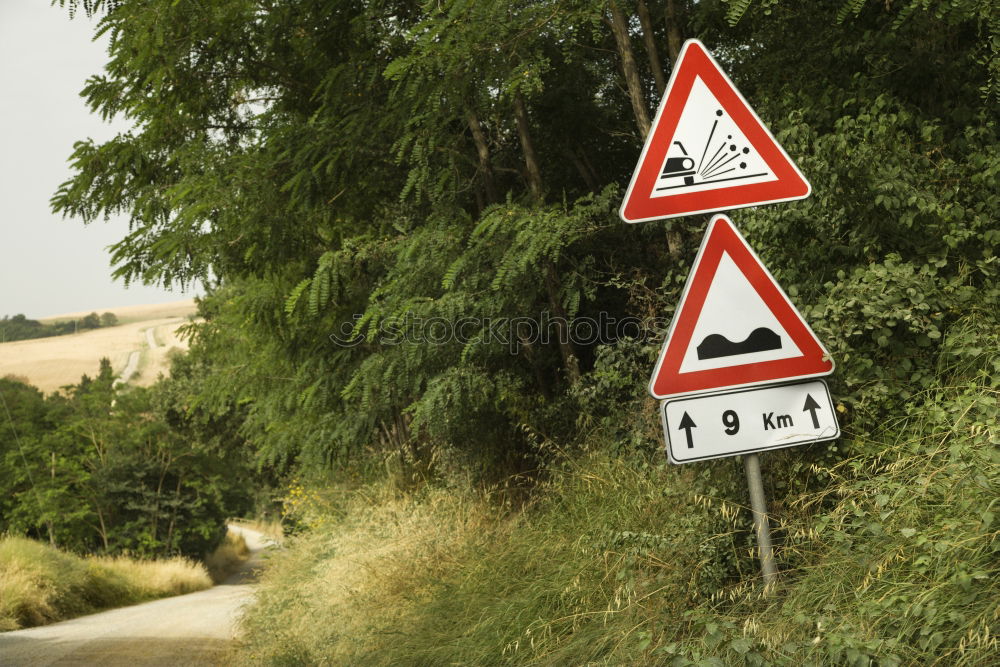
[661,380,839,463]
[648,214,834,399]
[620,39,811,222]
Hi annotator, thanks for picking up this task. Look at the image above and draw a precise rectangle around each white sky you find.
[0,0,195,319]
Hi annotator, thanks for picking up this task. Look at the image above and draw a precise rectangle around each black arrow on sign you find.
[803,394,822,429]
[679,412,697,449]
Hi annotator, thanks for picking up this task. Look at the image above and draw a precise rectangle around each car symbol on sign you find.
[661,142,695,185]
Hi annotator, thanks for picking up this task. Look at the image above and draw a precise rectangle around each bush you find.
[0,536,211,631]
[204,528,251,584]
[235,380,997,665]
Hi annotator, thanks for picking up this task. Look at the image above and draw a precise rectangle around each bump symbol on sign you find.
[696,326,782,360]
[648,215,834,400]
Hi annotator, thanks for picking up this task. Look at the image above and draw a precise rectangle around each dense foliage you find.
[0,311,118,343]
[48,0,1000,662]
[53,0,998,480]
[0,359,254,558]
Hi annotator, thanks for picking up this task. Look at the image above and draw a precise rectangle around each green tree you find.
[52,0,998,482]
[1,360,253,557]
[79,312,101,329]
[0,376,57,544]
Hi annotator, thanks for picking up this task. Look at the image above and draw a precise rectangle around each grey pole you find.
[743,453,778,588]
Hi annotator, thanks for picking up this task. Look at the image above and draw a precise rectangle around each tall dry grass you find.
[234,381,998,665]
[0,536,211,631]
[204,529,251,583]
[92,554,211,598]
[229,517,284,544]
[236,485,497,664]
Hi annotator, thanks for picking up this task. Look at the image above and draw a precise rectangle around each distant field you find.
[38,299,198,325]
[0,300,197,393]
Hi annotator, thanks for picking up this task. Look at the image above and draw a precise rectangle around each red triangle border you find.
[621,39,811,223]
[649,215,834,399]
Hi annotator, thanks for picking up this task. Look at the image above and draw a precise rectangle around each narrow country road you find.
[114,319,175,388]
[112,350,140,388]
[0,526,273,666]
[145,325,160,351]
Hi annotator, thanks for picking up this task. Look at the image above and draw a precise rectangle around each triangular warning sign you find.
[649,215,833,399]
[621,39,811,223]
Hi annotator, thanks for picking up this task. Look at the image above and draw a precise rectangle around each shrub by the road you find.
[236,381,997,665]
[204,528,251,584]
[0,359,255,559]
[0,536,211,631]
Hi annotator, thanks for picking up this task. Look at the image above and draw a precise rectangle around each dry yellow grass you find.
[237,487,491,664]
[204,529,251,584]
[0,300,197,393]
[38,299,197,325]
[0,536,211,631]
[94,554,212,597]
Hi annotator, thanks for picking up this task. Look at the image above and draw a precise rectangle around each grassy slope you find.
[37,300,197,326]
[0,525,261,631]
[235,381,998,666]
[0,537,211,631]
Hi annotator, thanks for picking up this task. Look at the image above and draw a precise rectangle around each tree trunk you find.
[663,0,686,259]
[544,261,582,385]
[512,93,543,201]
[94,501,109,551]
[466,109,498,205]
[665,0,684,63]
[165,475,182,553]
[608,1,651,137]
[473,182,485,215]
[47,452,56,546]
[566,148,598,191]
[518,333,552,399]
[637,0,666,94]
[512,93,581,385]
[152,455,171,546]
[88,425,106,466]
[379,409,413,459]
[580,150,600,187]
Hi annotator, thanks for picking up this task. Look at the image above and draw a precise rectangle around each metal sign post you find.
[742,452,777,587]
[619,40,833,595]
[643,216,840,589]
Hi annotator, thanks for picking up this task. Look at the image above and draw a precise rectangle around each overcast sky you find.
[0,1,196,319]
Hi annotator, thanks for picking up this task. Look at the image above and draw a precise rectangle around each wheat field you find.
[0,299,197,393]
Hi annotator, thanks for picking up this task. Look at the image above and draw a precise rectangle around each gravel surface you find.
[0,526,273,666]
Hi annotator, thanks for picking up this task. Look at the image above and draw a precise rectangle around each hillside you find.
[37,299,197,325]
[29,0,1000,665]
[0,299,196,392]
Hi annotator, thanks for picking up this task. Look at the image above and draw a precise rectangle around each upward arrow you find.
[678,412,697,449]
[803,394,822,429]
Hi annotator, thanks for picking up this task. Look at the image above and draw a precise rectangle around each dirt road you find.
[0,526,273,666]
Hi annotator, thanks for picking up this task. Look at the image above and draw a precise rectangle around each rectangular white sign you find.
[661,380,839,464]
